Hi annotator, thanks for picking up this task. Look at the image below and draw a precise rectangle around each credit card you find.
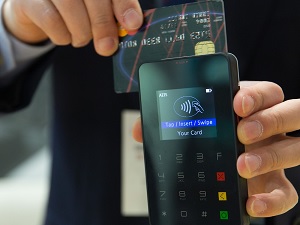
[113,0,227,93]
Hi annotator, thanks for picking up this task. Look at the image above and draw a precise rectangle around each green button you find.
[220,211,228,220]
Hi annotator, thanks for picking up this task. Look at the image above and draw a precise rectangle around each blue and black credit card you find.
[113,0,227,93]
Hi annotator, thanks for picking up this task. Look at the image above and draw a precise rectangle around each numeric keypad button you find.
[196,152,204,163]
[178,191,186,200]
[199,190,207,201]
[176,153,183,163]
[159,191,167,201]
[157,172,166,183]
[180,211,188,218]
[177,172,185,182]
[197,171,206,182]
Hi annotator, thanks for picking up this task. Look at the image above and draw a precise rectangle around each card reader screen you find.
[157,87,217,140]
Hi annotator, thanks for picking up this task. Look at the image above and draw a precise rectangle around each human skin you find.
[3,0,300,218]
[133,81,300,217]
[2,0,143,56]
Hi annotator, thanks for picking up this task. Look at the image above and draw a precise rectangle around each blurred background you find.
[0,70,51,225]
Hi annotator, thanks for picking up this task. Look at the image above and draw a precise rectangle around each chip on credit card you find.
[113,0,227,93]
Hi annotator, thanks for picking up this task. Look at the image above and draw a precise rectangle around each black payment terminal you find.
[138,53,250,225]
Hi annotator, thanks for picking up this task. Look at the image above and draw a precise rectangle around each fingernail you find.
[97,37,118,56]
[123,8,143,30]
[245,153,262,174]
[251,199,267,214]
[242,120,263,141]
[242,95,255,115]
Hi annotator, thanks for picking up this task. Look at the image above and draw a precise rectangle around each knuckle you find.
[91,14,113,28]
[255,89,265,110]
[39,8,71,45]
[40,7,61,29]
[268,148,283,170]
[270,109,285,132]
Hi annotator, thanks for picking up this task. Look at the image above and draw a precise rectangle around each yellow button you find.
[218,192,227,201]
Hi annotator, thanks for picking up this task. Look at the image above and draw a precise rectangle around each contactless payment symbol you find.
[173,96,204,117]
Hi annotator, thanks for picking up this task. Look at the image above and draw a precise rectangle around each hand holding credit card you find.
[113,0,227,93]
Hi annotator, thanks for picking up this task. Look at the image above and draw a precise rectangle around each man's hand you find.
[234,81,300,217]
[2,0,143,56]
[132,81,300,218]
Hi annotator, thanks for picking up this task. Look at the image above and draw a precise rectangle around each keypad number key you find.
[178,191,186,200]
[177,172,185,182]
[157,172,165,183]
[197,171,206,182]
[176,153,183,164]
[180,211,188,218]
[199,190,207,201]
[158,154,164,164]
[196,152,204,163]
[159,191,167,201]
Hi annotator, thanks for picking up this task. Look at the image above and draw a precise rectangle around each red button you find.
[217,172,225,181]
